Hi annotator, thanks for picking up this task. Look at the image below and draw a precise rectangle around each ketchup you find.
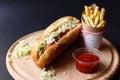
[75,52,99,74]
[44,42,55,52]
[59,29,70,37]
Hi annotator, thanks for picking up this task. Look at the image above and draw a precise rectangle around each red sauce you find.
[44,42,55,52]
[59,29,70,37]
[75,52,99,73]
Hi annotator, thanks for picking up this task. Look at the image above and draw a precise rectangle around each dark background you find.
[0,0,120,80]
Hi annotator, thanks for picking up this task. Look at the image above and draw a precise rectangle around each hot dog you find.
[31,16,82,68]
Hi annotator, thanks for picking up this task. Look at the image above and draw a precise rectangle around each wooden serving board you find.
[6,30,120,80]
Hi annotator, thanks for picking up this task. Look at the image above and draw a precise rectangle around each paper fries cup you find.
[81,29,104,49]
[80,3,106,49]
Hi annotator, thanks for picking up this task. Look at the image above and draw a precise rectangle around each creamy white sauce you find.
[45,18,79,44]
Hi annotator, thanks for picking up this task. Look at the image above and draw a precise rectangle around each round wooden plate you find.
[6,30,120,80]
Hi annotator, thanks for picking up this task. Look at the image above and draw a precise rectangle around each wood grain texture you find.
[6,30,120,80]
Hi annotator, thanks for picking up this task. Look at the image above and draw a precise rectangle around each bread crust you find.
[31,16,82,68]
[43,16,73,36]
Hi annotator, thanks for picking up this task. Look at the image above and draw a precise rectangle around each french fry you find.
[89,6,91,9]
[90,10,94,16]
[100,13,103,22]
[87,16,95,27]
[82,14,90,25]
[100,8,105,22]
[101,8,105,17]
[83,4,106,28]
[96,20,105,28]
[84,6,90,16]
[94,6,99,16]
[94,16,99,26]
[97,11,100,23]
[101,23,105,27]
[90,14,95,22]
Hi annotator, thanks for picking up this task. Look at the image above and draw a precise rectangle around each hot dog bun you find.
[31,16,82,68]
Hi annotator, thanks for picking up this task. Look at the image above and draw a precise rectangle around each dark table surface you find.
[0,0,120,80]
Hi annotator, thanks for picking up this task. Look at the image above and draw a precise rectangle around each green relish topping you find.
[11,40,32,59]
[40,67,55,80]
[38,18,79,56]
[38,41,47,56]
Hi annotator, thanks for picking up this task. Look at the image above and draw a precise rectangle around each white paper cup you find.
[81,29,104,49]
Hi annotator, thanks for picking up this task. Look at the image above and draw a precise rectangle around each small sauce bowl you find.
[72,48,102,74]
